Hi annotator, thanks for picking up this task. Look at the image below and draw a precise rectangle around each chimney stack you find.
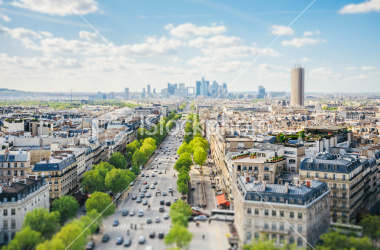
[285,182,289,193]
[306,179,312,188]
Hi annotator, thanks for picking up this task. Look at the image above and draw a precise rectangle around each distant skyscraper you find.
[147,84,151,96]
[258,85,265,98]
[167,83,177,95]
[291,66,305,106]
[142,88,146,99]
[124,88,130,99]
[196,81,201,96]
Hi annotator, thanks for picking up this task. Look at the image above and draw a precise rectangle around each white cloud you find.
[201,46,281,58]
[281,37,326,48]
[165,23,226,39]
[10,0,99,16]
[79,30,99,42]
[362,66,375,70]
[188,35,244,48]
[346,66,357,70]
[187,56,249,73]
[270,25,294,36]
[339,0,380,14]
[309,67,342,81]
[0,13,11,22]
[344,74,368,81]
[303,30,320,36]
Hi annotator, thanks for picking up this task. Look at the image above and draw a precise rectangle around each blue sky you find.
[0,0,379,93]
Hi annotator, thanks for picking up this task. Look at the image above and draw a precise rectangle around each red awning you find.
[216,194,227,205]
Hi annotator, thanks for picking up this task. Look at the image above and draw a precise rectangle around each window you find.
[343,175,346,181]
[342,202,346,209]
[280,211,284,217]
[279,235,284,244]
[264,209,269,216]
[272,222,276,230]
[324,173,328,179]
[3,209,7,216]
[298,224,302,233]
[264,166,269,171]
[264,221,269,229]
[307,172,310,178]
[280,222,284,230]
[289,236,295,245]
[333,174,336,180]
[246,232,252,240]
[290,223,294,232]
[243,165,247,171]
[272,210,276,216]
[297,237,303,247]
[342,184,346,190]
[254,232,259,239]
[3,220,8,229]
[289,159,296,164]
[248,165,252,171]
[264,174,269,181]
[315,173,319,178]
[255,208,259,215]
[254,166,258,172]
[11,220,16,229]
[246,219,252,228]
[290,212,294,218]
[254,219,259,228]
[11,209,15,216]
[298,212,302,219]
[272,234,277,243]
[247,208,252,214]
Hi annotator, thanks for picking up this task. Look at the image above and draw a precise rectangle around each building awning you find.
[216,194,227,205]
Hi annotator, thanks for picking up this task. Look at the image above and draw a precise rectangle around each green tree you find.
[177,142,190,156]
[193,147,207,167]
[132,149,148,167]
[85,191,115,218]
[189,137,209,153]
[137,128,149,141]
[169,200,192,226]
[105,168,129,194]
[174,153,192,172]
[142,137,156,147]
[184,134,192,144]
[92,162,114,179]
[126,140,140,155]
[82,170,104,193]
[5,226,44,250]
[51,195,79,225]
[140,143,155,158]
[164,223,193,248]
[23,207,60,240]
[243,239,279,250]
[51,221,89,250]
[109,152,127,169]
[361,215,380,246]
[131,165,140,175]
[177,181,188,195]
[317,230,373,250]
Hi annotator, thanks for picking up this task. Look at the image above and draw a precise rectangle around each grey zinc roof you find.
[33,154,75,172]
[0,151,29,162]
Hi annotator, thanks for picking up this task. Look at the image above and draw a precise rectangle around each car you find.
[138,236,146,244]
[163,213,169,220]
[159,171,162,174]
[191,206,200,211]
[143,181,148,185]
[160,200,165,205]
[146,193,151,198]
[155,217,160,223]
[159,162,162,164]
[149,232,156,239]
[159,206,165,212]
[143,200,148,205]
[151,185,155,189]
[123,238,132,247]
[165,201,171,207]
[166,157,169,159]
[122,210,128,216]
[132,195,137,200]
[174,198,178,202]
[86,241,95,250]
[138,210,144,217]
[152,173,155,177]
[158,232,164,239]
[101,234,110,243]
[116,236,123,245]
[196,180,200,185]
[191,186,195,190]
[140,193,145,198]
[129,182,134,186]
[136,198,142,203]
[129,210,135,216]
[154,181,158,185]
[195,215,208,222]
[142,189,147,193]
[113,220,119,227]
[151,166,155,170]
[168,187,173,192]
[162,191,167,196]
[147,218,152,224]
[155,158,158,161]
[145,184,149,189]
[141,174,145,177]
[146,174,149,177]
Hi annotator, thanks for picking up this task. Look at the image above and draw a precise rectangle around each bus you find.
[210,209,235,222]
[330,222,363,237]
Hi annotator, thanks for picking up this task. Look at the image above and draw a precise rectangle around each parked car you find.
[152,173,155,177]
[146,174,149,177]
[136,198,142,203]
[151,185,155,189]
[101,234,110,243]
[86,241,95,250]
[138,236,146,244]
[143,181,147,185]
[159,171,162,174]
[195,215,208,222]
[154,181,158,185]
[113,220,119,227]
[149,232,156,239]
[160,200,165,205]
[162,191,167,196]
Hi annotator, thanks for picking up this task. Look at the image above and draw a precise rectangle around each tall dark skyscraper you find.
[258,85,265,98]
[124,87,129,99]
[196,81,201,96]
[147,84,151,96]
[167,83,177,95]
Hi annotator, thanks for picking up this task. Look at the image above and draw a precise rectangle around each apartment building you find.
[0,150,31,183]
[0,175,49,244]
[299,152,380,223]
[32,153,77,200]
[234,176,330,248]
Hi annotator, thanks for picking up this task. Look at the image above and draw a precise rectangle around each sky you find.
[0,0,379,93]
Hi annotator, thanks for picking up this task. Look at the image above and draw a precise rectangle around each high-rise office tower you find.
[167,83,177,95]
[196,81,201,96]
[147,84,151,96]
[258,85,265,98]
[142,88,146,99]
[124,88,129,99]
[291,66,305,106]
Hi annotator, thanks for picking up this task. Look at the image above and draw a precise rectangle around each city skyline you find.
[0,0,379,93]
